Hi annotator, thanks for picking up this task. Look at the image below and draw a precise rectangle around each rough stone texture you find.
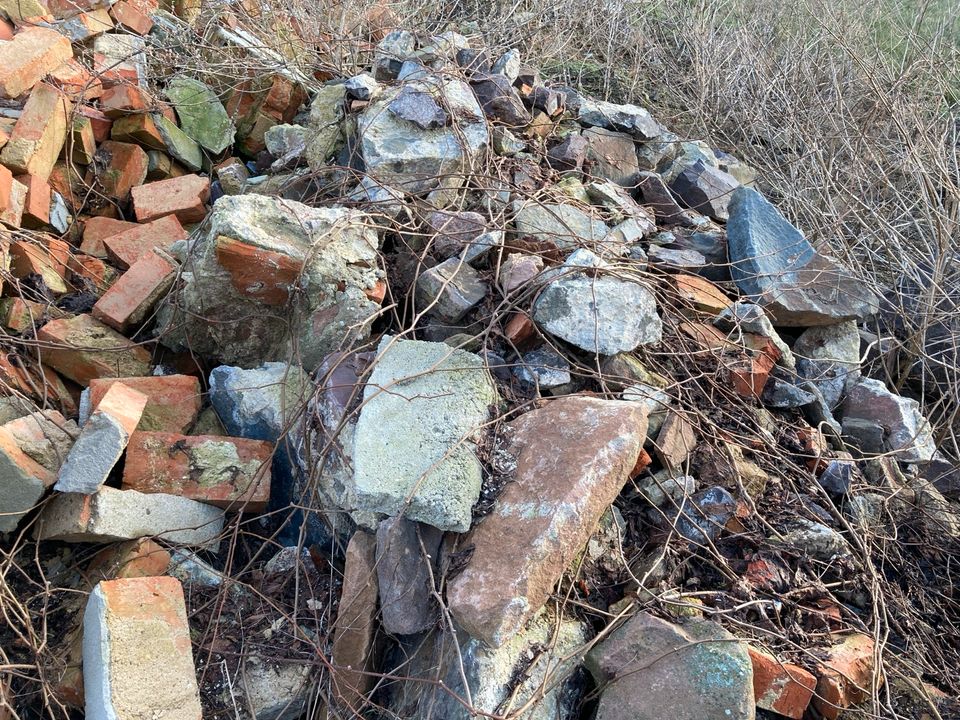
[158,194,382,370]
[389,608,590,720]
[585,612,755,720]
[36,314,152,385]
[0,410,76,532]
[793,321,861,408]
[512,200,609,250]
[122,432,272,511]
[583,126,641,187]
[331,531,379,713]
[670,159,739,221]
[359,74,487,193]
[231,657,312,720]
[35,486,225,548]
[813,634,878,720]
[471,72,531,126]
[714,301,795,369]
[841,377,936,463]
[448,396,647,646]
[83,576,202,720]
[514,346,572,393]
[165,76,235,153]
[87,375,201,433]
[375,516,442,635]
[305,83,347,170]
[387,86,448,130]
[577,97,661,139]
[727,187,879,326]
[153,113,203,171]
[54,383,148,494]
[352,337,499,532]
[415,257,487,322]
[532,249,661,355]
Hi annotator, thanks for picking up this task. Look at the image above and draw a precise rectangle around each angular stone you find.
[670,159,739,220]
[727,187,879,326]
[813,634,878,720]
[671,486,737,544]
[448,396,647,646]
[103,214,188,269]
[158,194,383,370]
[714,301,795,369]
[514,346,571,393]
[376,516,442,635]
[584,126,641,187]
[153,113,203,171]
[585,612,754,720]
[352,338,499,532]
[547,133,588,171]
[577,97,661,139]
[87,375,201,433]
[131,174,209,224]
[35,486,225,548]
[0,27,73,99]
[470,72,531,127]
[415,257,487,322]
[54,383,148,494]
[841,378,935,462]
[637,170,692,225]
[389,609,590,720]
[165,76,235,153]
[93,33,145,85]
[359,75,487,193]
[0,83,72,180]
[331,531,379,713]
[512,200,609,250]
[36,314,153,385]
[532,249,661,355]
[83,577,202,720]
[122,432,272,511]
[500,252,543,293]
[793,321,861,408]
[654,410,698,471]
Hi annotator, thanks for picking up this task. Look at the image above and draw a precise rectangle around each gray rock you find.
[671,486,737,544]
[622,383,671,437]
[727,187,880,326]
[841,378,936,463]
[415,258,488,322]
[761,375,817,408]
[491,48,521,80]
[165,76,235,154]
[577,98,661,140]
[388,86,448,130]
[583,127,641,186]
[352,338,499,532]
[347,176,408,220]
[586,612,754,720]
[647,245,707,270]
[460,230,504,265]
[512,200,610,250]
[586,180,656,230]
[637,171,694,226]
[635,471,696,508]
[49,191,69,233]
[921,454,960,499]
[304,84,347,171]
[373,29,417,80]
[264,124,307,163]
[801,380,843,438]
[156,194,383,370]
[470,73,531,126]
[777,519,850,561]
[424,210,487,258]
[209,362,309,443]
[231,657,311,720]
[819,458,855,494]
[53,411,135,495]
[376,516,442,635]
[491,126,525,156]
[344,73,380,101]
[360,76,487,193]
[532,249,661,354]
[396,60,429,81]
[793,321,861,408]
[669,159,739,221]
[714,301,795,369]
[514,346,572,392]
[546,133,588,171]
[388,609,590,720]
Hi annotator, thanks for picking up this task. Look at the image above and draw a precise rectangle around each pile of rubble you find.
[1,1,958,719]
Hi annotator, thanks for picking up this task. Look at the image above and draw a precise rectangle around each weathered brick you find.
[9,237,69,293]
[672,273,732,317]
[748,646,815,719]
[0,296,62,332]
[54,382,148,494]
[16,173,51,228]
[146,150,186,180]
[77,105,113,142]
[48,58,103,100]
[110,0,153,34]
[92,250,177,331]
[81,215,138,257]
[103,213,187,269]
[123,431,272,510]
[92,33,145,87]
[36,314,152,385]
[110,112,164,149]
[0,83,71,180]
[131,174,210,224]
[727,352,776,400]
[0,173,26,228]
[0,27,72,99]
[87,374,201,433]
[813,634,879,720]
[94,140,148,201]
[69,115,98,165]
[68,254,118,294]
[213,233,302,305]
[82,577,202,719]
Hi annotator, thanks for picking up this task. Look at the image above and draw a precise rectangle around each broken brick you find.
[0,27,73,99]
[0,83,72,180]
[87,538,171,583]
[48,57,103,100]
[727,352,776,400]
[0,17,13,40]
[672,273,732,317]
[94,140,148,201]
[16,173,51,228]
[81,215,138,258]
[77,105,113,142]
[131,174,210,224]
[146,150,186,180]
[0,170,25,228]
[9,237,70,293]
[813,634,879,720]
[213,234,302,305]
[0,296,63,333]
[110,112,165,149]
[35,314,153,385]
[87,374,201,433]
[748,646,815,719]
[92,249,177,331]
[68,254,119,293]
[122,431,272,511]
[103,213,187,269]
[54,382,148,494]
[504,311,537,348]
[69,115,98,165]
[110,0,154,34]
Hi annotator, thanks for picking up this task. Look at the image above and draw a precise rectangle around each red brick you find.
[262,75,307,122]
[92,52,141,88]
[214,234,301,305]
[47,0,104,17]
[237,111,275,156]
[15,173,51,228]
[131,174,209,224]
[94,140,148,201]
[68,254,118,294]
[92,250,176,331]
[728,352,776,400]
[748,647,815,719]
[88,374,201,433]
[0,165,15,219]
[99,83,149,118]
[364,279,387,305]
[123,431,272,511]
[48,162,85,208]
[0,18,13,40]
[35,314,153,385]
[87,538,171,581]
[504,312,537,348]
[0,27,73,99]
[9,238,69,293]
[81,216,138,257]
[0,297,55,332]
[77,105,113,142]
[0,177,26,227]
[0,83,72,180]
[110,0,153,34]
[0,124,9,150]
[48,58,103,100]
[110,113,164,149]
[813,634,879,720]
[672,273,732,317]
[630,448,653,477]
[103,214,187,269]
[69,115,98,165]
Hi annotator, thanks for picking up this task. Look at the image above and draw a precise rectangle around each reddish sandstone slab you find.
[122,432,272,511]
[448,396,648,646]
[131,174,209,224]
[92,250,176,331]
[36,314,152,385]
[88,375,200,433]
[748,647,815,719]
[103,214,187,269]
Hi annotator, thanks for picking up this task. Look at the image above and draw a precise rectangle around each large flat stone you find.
[512,200,609,250]
[448,396,647,646]
[165,76,235,154]
[727,187,879,326]
[352,338,499,532]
